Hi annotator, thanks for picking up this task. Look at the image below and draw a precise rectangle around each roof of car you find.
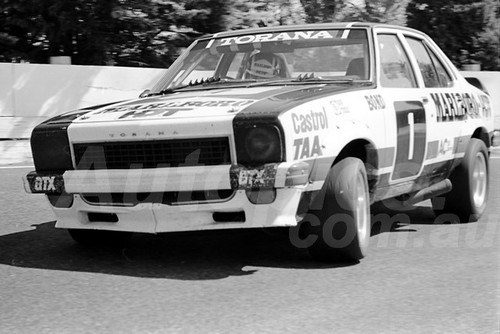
[199,22,424,40]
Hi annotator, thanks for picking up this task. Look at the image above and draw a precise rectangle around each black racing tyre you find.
[431,138,489,224]
[305,157,371,262]
[68,229,133,247]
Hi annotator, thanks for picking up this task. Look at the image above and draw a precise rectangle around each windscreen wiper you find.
[159,76,224,95]
[292,73,354,84]
[246,73,358,88]
[144,77,257,97]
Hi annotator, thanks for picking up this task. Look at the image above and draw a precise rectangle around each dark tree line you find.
[0,0,227,66]
[407,0,500,70]
[1,0,498,70]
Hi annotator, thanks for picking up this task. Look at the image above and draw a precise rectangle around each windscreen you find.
[157,28,370,90]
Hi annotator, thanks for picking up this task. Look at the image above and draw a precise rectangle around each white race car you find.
[24,23,499,261]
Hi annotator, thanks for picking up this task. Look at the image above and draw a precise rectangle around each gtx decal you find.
[230,165,277,189]
[25,172,65,194]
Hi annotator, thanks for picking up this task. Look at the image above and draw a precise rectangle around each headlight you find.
[235,125,283,165]
[245,128,279,161]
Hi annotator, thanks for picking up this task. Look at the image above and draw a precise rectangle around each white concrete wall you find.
[462,71,500,129]
[0,63,165,117]
[0,63,165,137]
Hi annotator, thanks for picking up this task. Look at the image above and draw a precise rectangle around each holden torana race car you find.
[24,23,498,261]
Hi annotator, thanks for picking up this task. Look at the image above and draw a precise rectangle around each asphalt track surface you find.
[0,152,499,333]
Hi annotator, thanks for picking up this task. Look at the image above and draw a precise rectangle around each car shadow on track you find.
[0,221,356,280]
[0,203,454,280]
[370,199,445,231]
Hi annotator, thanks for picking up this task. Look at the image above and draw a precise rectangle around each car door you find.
[401,33,463,183]
[374,30,431,185]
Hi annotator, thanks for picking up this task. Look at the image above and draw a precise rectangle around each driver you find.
[243,52,290,79]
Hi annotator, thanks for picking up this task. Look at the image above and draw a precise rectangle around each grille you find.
[82,190,235,205]
[73,137,230,170]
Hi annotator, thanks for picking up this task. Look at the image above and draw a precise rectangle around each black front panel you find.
[31,125,73,172]
[74,137,230,170]
[30,107,104,172]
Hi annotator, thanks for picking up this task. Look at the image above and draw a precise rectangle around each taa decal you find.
[292,109,329,135]
[293,136,323,159]
[392,101,426,181]
[34,176,56,192]
[365,94,386,111]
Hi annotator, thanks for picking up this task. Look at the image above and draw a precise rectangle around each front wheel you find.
[432,138,489,223]
[305,157,371,262]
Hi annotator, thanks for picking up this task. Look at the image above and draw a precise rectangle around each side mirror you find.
[139,89,151,98]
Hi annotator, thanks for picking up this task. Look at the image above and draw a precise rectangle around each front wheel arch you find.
[333,139,378,196]
[303,157,371,262]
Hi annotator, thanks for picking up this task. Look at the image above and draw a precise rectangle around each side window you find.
[377,34,417,88]
[406,37,453,88]
[428,49,453,87]
[406,37,440,88]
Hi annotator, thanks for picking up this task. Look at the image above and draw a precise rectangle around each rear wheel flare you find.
[432,138,489,223]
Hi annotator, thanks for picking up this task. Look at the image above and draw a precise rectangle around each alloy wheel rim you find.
[355,172,370,249]
[472,152,487,209]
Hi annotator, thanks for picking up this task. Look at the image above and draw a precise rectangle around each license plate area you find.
[24,172,65,194]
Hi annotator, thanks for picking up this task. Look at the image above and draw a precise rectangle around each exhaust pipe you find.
[402,179,452,207]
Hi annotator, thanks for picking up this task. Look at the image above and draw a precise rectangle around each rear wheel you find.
[305,158,371,262]
[432,138,489,223]
[68,229,133,247]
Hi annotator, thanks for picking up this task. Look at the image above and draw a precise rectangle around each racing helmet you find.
[244,52,289,79]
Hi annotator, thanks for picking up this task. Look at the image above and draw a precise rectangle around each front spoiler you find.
[51,188,304,233]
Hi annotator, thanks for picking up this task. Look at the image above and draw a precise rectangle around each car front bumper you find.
[23,162,312,233]
[47,188,304,233]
